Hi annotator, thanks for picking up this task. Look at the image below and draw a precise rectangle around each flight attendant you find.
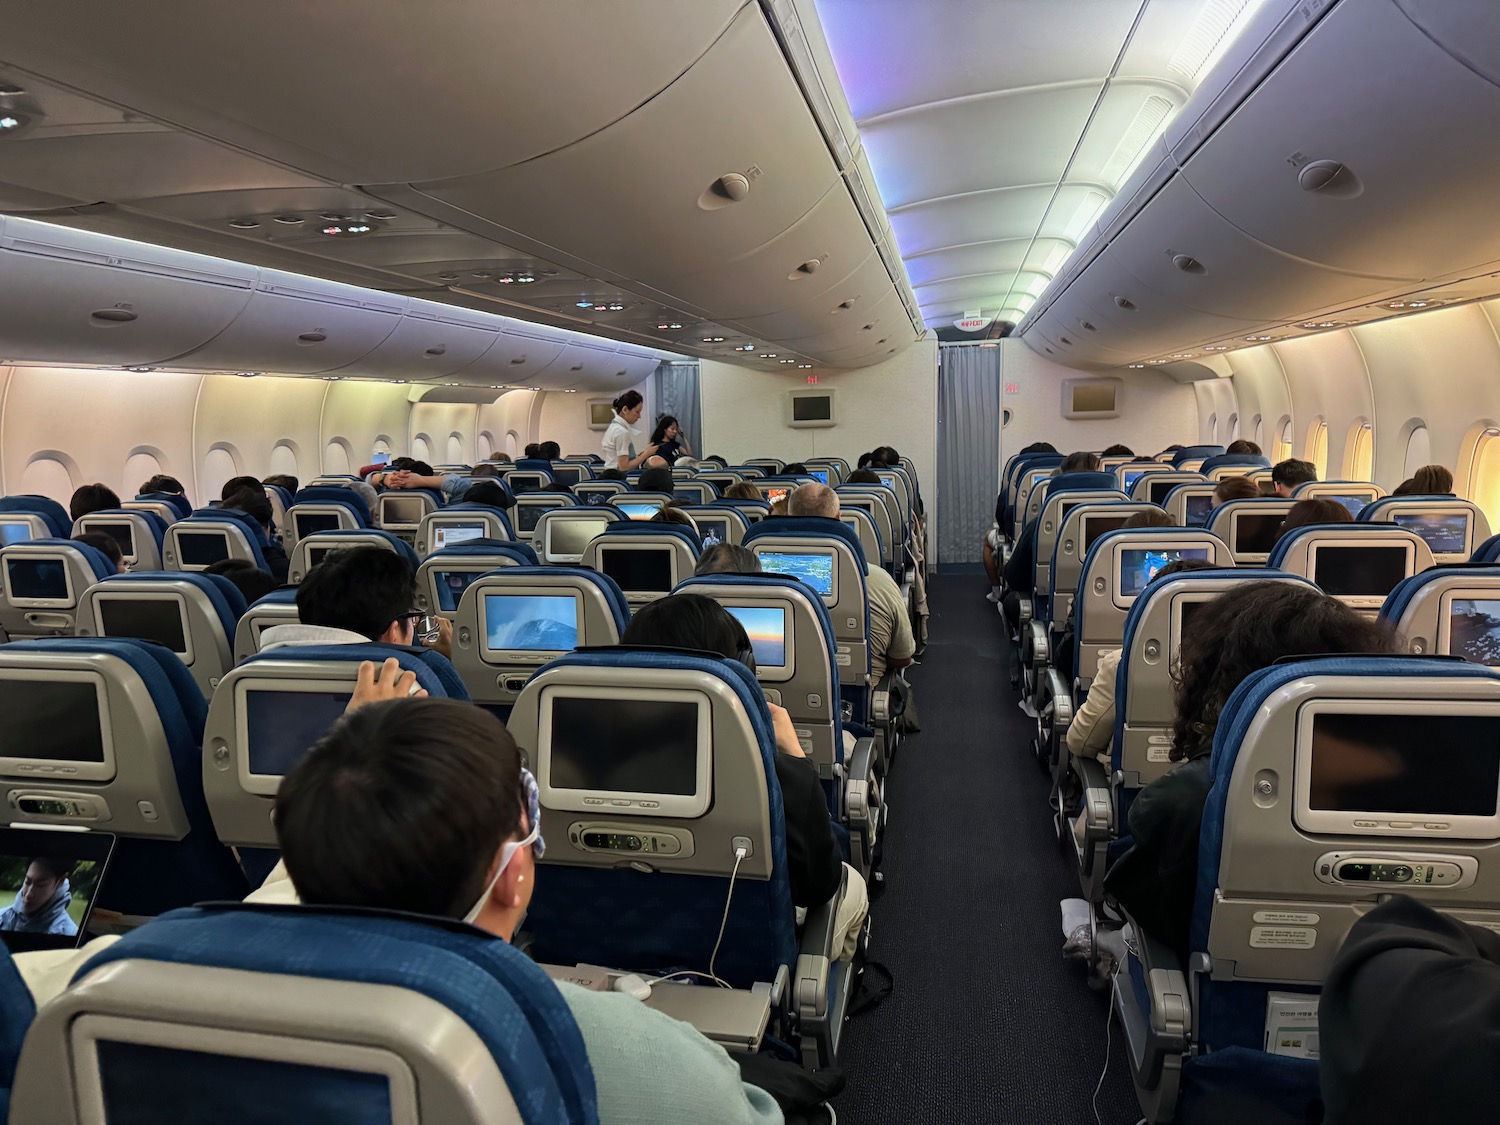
[601,390,659,472]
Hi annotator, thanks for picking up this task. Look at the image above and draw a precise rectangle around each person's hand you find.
[347,658,426,712]
[642,444,660,459]
[767,702,805,758]
[430,614,455,659]
[386,470,411,489]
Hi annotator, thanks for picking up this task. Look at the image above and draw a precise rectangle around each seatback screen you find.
[91,522,136,558]
[1148,479,1179,505]
[518,504,557,533]
[583,490,614,507]
[614,501,661,521]
[549,696,698,795]
[244,690,351,778]
[547,519,608,557]
[697,518,730,549]
[1308,712,1500,816]
[431,523,485,552]
[757,551,834,596]
[381,497,425,524]
[508,474,543,496]
[0,680,104,762]
[1184,494,1213,527]
[483,594,579,653]
[1325,494,1370,518]
[808,469,830,485]
[1313,546,1408,597]
[725,605,788,670]
[99,599,188,653]
[0,524,32,547]
[294,513,341,539]
[1392,511,1469,555]
[1083,516,1132,551]
[177,532,230,567]
[600,549,672,592]
[1233,512,1285,555]
[761,486,790,506]
[0,828,111,954]
[1122,470,1146,493]
[549,465,583,486]
[1450,599,1500,666]
[433,570,482,613]
[1117,548,1212,599]
[6,558,67,600]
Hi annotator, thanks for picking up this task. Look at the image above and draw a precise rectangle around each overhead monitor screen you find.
[0,524,33,547]
[0,680,105,763]
[697,518,730,549]
[1451,599,1500,666]
[244,689,352,779]
[1083,515,1132,551]
[1117,548,1212,599]
[600,548,673,593]
[176,532,231,567]
[6,558,67,601]
[381,497,426,525]
[1184,494,1214,527]
[431,523,486,552]
[0,827,113,954]
[1312,546,1408,597]
[1307,712,1500,817]
[614,501,662,521]
[724,605,788,670]
[1392,511,1469,555]
[1233,512,1286,555]
[548,696,700,795]
[294,513,341,539]
[91,522,136,559]
[483,593,579,654]
[757,551,834,596]
[547,518,608,558]
[98,599,188,654]
[792,395,832,422]
[1325,494,1370,518]
[432,570,484,614]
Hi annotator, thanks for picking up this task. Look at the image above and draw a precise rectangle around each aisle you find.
[833,575,1139,1123]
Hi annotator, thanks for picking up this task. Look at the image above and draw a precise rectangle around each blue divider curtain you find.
[937,344,1001,567]
[650,361,702,460]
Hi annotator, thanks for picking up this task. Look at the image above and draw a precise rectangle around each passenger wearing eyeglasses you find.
[258,545,453,658]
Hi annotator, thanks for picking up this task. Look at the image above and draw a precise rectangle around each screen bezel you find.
[1110,542,1214,607]
[1182,491,1215,527]
[513,499,565,537]
[1293,697,1500,839]
[478,585,584,666]
[720,599,796,683]
[542,516,610,563]
[293,511,343,540]
[379,495,428,526]
[429,521,488,553]
[0,669,116,782]
[234,678,354,796]
[174,530,233,570]
[0,518,38,547]
[1436,589,1500,664]
[92,592,194,662]
[1390,509,1472,558]
[1230,509,1291,559]
[752,546,840,605]
[87,521,137,561]
[4,553,78,608]
[597,545,677,596]
[1308,540,1414,607]
[537,684,713,818]
[695,516,733,549]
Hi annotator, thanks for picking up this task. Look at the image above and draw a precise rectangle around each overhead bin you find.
[457,324,571,385]
[1177,0,1500,282]
[729,254,892,342]
[326,302,500,379]
[165,269,403,374]
[0,215,253,366]
[401,4,840,298]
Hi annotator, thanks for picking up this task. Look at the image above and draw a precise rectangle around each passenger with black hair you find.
[220,475,262,501]
[139,474,188,501]
[537,440,561,461]
[523,442,541,459]
[981,441,1059,602]
[0,856,77,936]
[648,415,692,466]
[695,543,761,576]
[1271,457,1318,497]
[1106,582,1395,963]
[1275,496,1352,542]
[73,531,123,573]
[1001,450,1101,610]
[845,468,882,486]
[1158,444,1185,456]
[636,465,676,494]
[1099,443,1133,457]
[540,480,576,496]
[221,486,290,583]
[599,467,628,482]
[782,463,808,476]
[463,481,515,510]
[622,594,866,959]
[262,473,299,495]
[602,390,660,472]
[205,558,279,605]
[1225,439,1262,456]
[258,546,450,656]
[69,483,120,522]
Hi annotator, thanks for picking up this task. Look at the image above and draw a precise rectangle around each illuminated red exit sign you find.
[1004,382,1020,394]
[806,374,819,384]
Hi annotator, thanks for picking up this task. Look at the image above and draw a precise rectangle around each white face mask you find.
[462,816,541,925]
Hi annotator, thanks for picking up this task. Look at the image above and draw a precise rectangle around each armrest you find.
[1028,619,1050,667]
[1073,755,1112,832]
[1112,913,1191,1123]
[794,875,841,1069]
[1018,595,1033,625]
[844,737,877,869]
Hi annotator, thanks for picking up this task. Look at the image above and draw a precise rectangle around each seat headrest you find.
[599,521,702,555]
[1379,563,1500,625]
[1044,472,1119,498]
[1170,445,1226,468]
[743,516,867,570]
[0,495,71,538]
[425,540,540,566]
[243,643,455,698]
[1199,453,1271,474]
[301,529,420,569]
[100,571,250,632]
[480,565,630,633]
[19,537,117,581]
[1265,521,1413,568]
[136,492,194,520]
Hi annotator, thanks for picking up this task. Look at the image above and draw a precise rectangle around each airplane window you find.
[1309,419,1329,480]
[1469,428,1500,532]
[1347,422,1374,481]
[1277,417,1294,462]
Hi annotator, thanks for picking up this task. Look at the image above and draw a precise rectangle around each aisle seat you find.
[1379,563,1500,664]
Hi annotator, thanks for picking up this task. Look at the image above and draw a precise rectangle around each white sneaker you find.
[1018,698,1039,719]
[985,588,1001,603]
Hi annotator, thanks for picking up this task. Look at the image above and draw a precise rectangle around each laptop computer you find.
[0,824,116,954]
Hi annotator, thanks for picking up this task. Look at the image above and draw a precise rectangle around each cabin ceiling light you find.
[322,376,342,381]
[701,336,725,343]
[1127,363,1146,368]
[798,364,813,369]
[229,218,259,229]
[1245,334,1273,341]
[0,112,29,132]
[762,353,778,358]
[1203,345,1229,351]
[272,214,305,225]
[779,359,797,364]
[320,220,375,237]
[1300,320,1345,329]
[655,322,683,330]
[123,366,155,373]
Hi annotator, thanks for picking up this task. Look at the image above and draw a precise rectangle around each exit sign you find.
[806,374,819,384]
[1005,382,1020,394]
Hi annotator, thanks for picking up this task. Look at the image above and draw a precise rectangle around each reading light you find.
[780,359,796,364]
[762,353,778,358]
[1127,363,1146,368]
[320,221,374,237]
[655,322,683,330]
[1245,335,1273,341]
[1204,345,1229,351]
[798,364,813,369]
[0,114,26,132]
[576,301,593,308]
[123,366,156,373]
[322,376,342,381]
[229,218,260,229]
[392,380,408,384]
[272,215,305,225]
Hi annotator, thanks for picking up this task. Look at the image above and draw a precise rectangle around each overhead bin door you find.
[0,216,253,366]
[325,304,500,380]
[459,326,570,385]
[1177,0,1500,281]
[167,270,403,374]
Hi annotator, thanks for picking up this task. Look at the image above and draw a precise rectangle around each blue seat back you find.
[1170,444,1226,469]
[0,495,70,538]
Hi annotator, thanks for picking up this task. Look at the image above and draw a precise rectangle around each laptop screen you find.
[0,825,115,954]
